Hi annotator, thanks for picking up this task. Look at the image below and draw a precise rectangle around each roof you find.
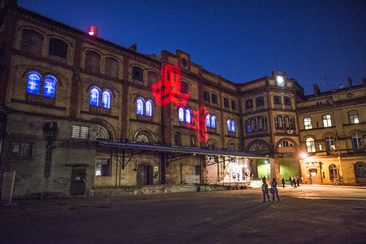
[98,141,269,159]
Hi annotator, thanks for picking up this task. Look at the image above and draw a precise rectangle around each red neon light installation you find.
[88,26,98,36]
[151,63,208,142]
[151,64,190,107]
[187,105,208,143]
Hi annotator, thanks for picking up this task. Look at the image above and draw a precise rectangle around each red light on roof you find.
[88,26,97,36]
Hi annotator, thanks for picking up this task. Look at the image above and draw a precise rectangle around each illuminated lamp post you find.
[299,152,308,184]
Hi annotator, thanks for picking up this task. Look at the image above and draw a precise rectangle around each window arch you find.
[178,107,192,124]
[206,114,216,129]
[85,51,101,73]
[329,164,339,180]
[245,99,253,109]
[178,107,184,122]
[325,135,336,152]
[43,75,57,98]
[21,29,44,55]
[352,132,363,149]
[248,140,270,153]
[89,87,100,106]
[227,119,236,133]
[349,111,360,124]
[95,125,110,140]
[354,162,366,179]
[246,116,268,133]
[136,97,145,115]
[101,90,111,109]
[279,140,294,148]
[132,66,144,81]
[322,114,332,127]
[48,38,68,59]
[145,99,153,117]
[306,137,316,152]
[185,108,192,123]
[26,71,42,95]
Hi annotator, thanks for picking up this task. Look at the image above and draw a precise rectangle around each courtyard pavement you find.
[1,185,366,243]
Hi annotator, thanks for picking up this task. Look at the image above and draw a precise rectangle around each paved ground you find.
[1,185,366,243]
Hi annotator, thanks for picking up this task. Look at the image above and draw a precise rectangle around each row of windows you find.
[274,115,296,130]
[136,97,153,117]
[245,96,265,109]
[304,111,360,130]
[89,87,112,108]
[22,30,68,59]
[246,116,268,133]
[305,133,364,152]
[203,91,236,110]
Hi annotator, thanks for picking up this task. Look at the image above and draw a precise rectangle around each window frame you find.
[322,114,332,127]
[306,137,316,153]
[304,117,312,130]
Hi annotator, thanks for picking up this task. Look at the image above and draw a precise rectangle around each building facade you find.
[0,1,365,198]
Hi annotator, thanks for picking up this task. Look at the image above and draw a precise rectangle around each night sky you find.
[19,0,366,95]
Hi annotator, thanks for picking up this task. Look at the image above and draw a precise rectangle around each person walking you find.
[271,178,280,202]
[289,177,293,187]
[281,178,285,188]
[261,178,270,203]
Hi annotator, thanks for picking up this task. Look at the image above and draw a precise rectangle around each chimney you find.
[348,77,353,88]
[313,84,320,96]
[129,44,137,52]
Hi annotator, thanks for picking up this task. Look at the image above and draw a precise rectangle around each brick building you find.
[0,1,365,198]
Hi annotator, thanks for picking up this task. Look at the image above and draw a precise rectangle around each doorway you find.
[137,165,153,187]
[309,169,319,184]
[70,168,86,195]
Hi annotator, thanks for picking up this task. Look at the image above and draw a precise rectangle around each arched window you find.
[325,135,336,152]
[26,72,42,95]
[279,140,294,147]
[85,51,101,73]
[21,29,43,55]
[206,114,210,128]
[349,111,360,124]
[48,38,68,59]
[136,97,144,115]
[329,164,339,180]
[178,107,184,122]
[101,90,111,109]
[306,137,316,152]
[352,132,363,149]
[132,66,144,81]
[245,99,253,109]
[354,162,366,179]
[145,99,153,116]
[90,87,100,106]
[185,108,192,123]
[43,75,57,98]
[211,115,216,129]
[227,119,231,132]
[227,119,236,133]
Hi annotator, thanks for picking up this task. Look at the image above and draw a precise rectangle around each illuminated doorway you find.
[309,169,319,184]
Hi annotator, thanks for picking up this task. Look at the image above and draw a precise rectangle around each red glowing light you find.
[152,64,190,107]
[88,26,97,36]
[151,64,208,143]
[187,105,208,143]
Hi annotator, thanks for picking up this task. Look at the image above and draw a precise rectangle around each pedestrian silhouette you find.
[261,177,270,203]
[281,178,285,188]
[271,178,280,202]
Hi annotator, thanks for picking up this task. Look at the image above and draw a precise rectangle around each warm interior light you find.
[300,152,308,159]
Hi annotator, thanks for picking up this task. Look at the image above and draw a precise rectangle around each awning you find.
[98,140,269,159]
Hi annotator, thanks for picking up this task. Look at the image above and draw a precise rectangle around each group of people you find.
[289,176,301,188]
[261,177,280,203]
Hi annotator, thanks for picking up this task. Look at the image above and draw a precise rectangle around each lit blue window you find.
[206,114,210,128]
[26,72,41,95]
[227,119,231,132]
[90,87,100,106]
[43,75,57,98]
[211,115,216,129]
[185,108,192,123]
[136,97,144,115]
[178,107,184,122]
[231,120,236,132]
[145,99,153,117]
[102,90,111,109]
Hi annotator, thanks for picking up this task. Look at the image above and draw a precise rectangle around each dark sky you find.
[19,0,366,95]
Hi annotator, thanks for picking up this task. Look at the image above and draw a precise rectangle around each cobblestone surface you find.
[1,185,366,243]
